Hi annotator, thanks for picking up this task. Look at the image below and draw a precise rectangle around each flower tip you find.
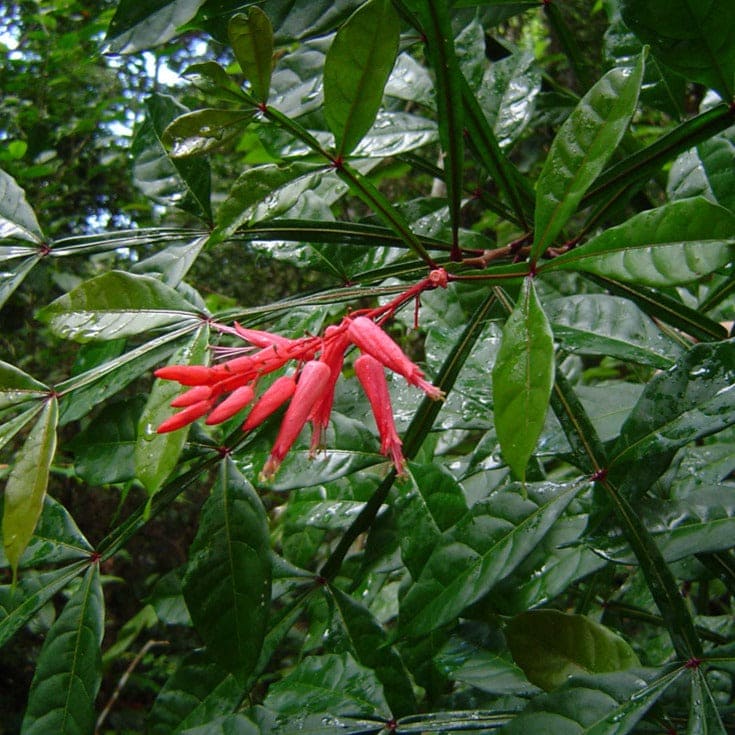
[259,456,281,483]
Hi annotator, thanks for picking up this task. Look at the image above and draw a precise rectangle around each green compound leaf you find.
[492,278,555,481]
[506,610,640,692]
[228,9,274,103]
[324,0,400,158]
[36,270,201,343]
[2,397,57,579]
[183,459,272,680]
[542,197,735,287]
[531,54,644,262]
[399,481,584,638]
[21,564,104,735]
[620,0,735,99]
[135,326,209,497]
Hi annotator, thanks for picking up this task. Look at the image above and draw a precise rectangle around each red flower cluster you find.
[154,269,448,480]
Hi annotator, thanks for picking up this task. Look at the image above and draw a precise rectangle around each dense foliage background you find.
[1,0,735,733]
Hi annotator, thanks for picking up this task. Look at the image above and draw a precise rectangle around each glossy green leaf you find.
[668,129,735,214]
[611,340,735,471]
[326,585,416,717]
[396,463,469,580]
[69,396,146,485]
[492,278,555,481]
[544,198,735,287]
[689,667,728,735]
[532,55,644,262]
[213,163,325,242]
[546,294,683,369]
[21,564,103,735]
[324,0,400,157]
[0,360,47,410]
[164,109,254,158]
[37,270,200,343]
[182,61,250,103]
[228,9,273,103]
[620,0,735,99]
[500,669,684,735]
[0,255,39,311]
[0,168,44,244]
[183,459,271,679]
[147,650,242,735]
[436,633,540,696]
[105,0,207,54]
[0,495,92,569]
[399,480,584,638]
[262,652,391,727]
[0,404,44,454]
[135,326,209,496]
[0,563,87,648]
[132,94,212,222]
[2,397,57,578]
[506,610,639,692]
[181,714,261,735]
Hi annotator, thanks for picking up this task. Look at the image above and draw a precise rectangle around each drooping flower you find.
[242,374,297,431]
[354,354,406,475]
[347,316,444,400]
[205,385,255,425]
[260,361,331,480]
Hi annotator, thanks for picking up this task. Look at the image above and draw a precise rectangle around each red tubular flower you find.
[157,399,212,433]
[242,374,297,431]
[309,326,350,454]
[154,365,213,386]
[347,316,444,400]
[205,385,255,425]
[261,360,332,480]
[354,354,406,475]
[170,385,213,407]
[233,323,295,349]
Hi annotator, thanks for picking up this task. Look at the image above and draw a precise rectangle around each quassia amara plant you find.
[1,0,735,733]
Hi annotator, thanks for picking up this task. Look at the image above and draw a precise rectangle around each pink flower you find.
[347,316,444,400]
[154,365,214,386]
[157,399,212,433]
[205,385,255,425]
[261,361,332,480]
[354,354,406,475]
[242,374,297,432]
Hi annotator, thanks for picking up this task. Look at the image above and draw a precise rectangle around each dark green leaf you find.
[0,255,39,311]
[132,94,212,222]
[0,495,92,569]
[70,396,146,485]
[532,55,644,262]
[396,462,469,580]
[262,652,391,725]
[668,128,735,214]
[181,715,262,735]
[0,404,43,455]
[135,326,209,496]
[543,198,735,287]
[324,0,400,157]
[399,480,585,638]
[164,109,254,158]
[213,163,326,242]
[611,340,735,471]
[147,650,242,735]
[21,564,104,735]
[492,278,555,481]
[37,270,200,342]
[183,459,271,679]
[105,0,207,54]
[0,168,44,244]
[506,610,639,691]
[500,669,684,735]
[688,667,728,735]
[2,397,57,577]
[228,9,273,103]
[0,360,47,410]
[546,294,683,369]
[182,61,250,103]
[620,0,735,99]
[326,586,416,717]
